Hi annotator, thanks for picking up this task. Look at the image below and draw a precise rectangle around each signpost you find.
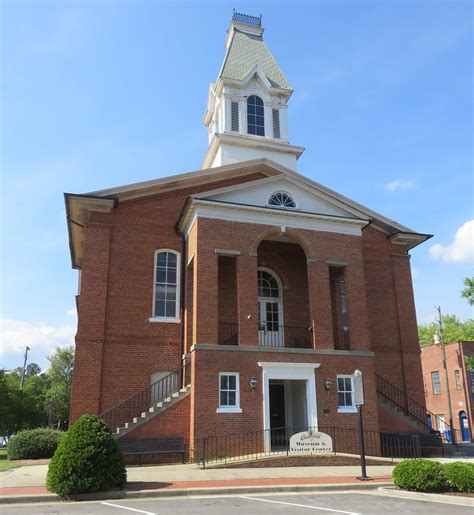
[354,369,370,481]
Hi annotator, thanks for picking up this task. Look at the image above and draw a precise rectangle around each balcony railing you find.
[334,328,350,350]
[258,324,313,349]
[218,322,238,346]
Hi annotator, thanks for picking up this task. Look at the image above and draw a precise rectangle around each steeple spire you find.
[202,12,304,170]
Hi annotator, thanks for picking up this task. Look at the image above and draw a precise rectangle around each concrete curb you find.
[377,486,474,507]
[0,481,392,505]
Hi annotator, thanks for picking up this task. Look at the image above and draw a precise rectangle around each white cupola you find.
[202,11,305,171]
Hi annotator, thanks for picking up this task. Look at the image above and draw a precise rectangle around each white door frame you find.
[258,362,320,452]
[258,267,284,347]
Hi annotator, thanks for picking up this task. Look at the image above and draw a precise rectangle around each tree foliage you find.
[418,315,474,346]
[461,277,474,306]
[0,346,75,439]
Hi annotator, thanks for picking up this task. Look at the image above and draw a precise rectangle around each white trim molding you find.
[258,362,320,452]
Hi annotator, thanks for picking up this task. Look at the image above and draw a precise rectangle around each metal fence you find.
[196,425,420,468]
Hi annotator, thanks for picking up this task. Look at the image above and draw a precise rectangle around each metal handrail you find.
[375,374,455,441]
[258,324,312,349]
[100,366,184,433]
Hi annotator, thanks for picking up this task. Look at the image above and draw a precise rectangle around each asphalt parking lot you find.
[1,492,473,515]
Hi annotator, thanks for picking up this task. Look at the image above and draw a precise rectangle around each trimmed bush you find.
[444,462,474,493]
[46,415,126,497]
[7,428,63,460]
[392,459,446,492]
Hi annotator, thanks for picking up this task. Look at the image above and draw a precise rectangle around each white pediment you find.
[199,176,360,220]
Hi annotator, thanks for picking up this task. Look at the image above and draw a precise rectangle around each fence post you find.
[202,438,206,469]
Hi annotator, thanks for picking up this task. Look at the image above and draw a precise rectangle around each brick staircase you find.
[99,366,191,439]
[375,374,445,437]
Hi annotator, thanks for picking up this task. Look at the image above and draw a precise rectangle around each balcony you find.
[258,324,313,349]
[218,322,238,346]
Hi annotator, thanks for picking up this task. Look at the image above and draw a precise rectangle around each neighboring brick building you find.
[66,13,432,459]
[421,341,474,442]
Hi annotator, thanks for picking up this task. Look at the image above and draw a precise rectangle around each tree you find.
[10,362,41,381]
[46,346,74,428]
[461,277,474,306]
[418,314,474,346]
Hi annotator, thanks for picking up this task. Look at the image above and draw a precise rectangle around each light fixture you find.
[249,377,258,391]
[324,378,333,391]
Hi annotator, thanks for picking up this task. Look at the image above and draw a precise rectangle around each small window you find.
[337,375,356,413]
[217,373,241,413]
[231,101,239,132]
[432,371,441,394]
[247,95,265,136]
[455,369,462,390]
[268,191,296,208]
[272,108,281,139]
[151,250,181,322]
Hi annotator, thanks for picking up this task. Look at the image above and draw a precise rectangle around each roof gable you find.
[197,175,360,220]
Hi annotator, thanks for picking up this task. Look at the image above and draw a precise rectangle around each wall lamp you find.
[324,378,333,391]
[249,376,258,391]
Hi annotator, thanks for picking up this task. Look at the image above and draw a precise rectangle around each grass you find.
[0,448,21,471]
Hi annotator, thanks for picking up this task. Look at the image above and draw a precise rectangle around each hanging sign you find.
[289,430,333,454]
[353,369,365,406]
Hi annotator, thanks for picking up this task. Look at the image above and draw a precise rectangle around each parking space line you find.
[238,496,359,514]
[101,501,156,514]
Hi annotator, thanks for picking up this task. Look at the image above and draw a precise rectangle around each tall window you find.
[455,369,462,389]
[330,267,350,350]
[247,95,265,136]
[431,371,441,394]
[152,250,180,321]
[217,373,241,413]
[337,375,356,412]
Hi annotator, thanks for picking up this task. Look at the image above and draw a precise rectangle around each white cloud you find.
[67,307,77,317]
[429,220,474,263]
[385,179,416,192]
[0,319,76,360]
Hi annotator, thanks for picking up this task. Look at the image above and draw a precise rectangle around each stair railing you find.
[375,374,455,442]
[100,365,184,434]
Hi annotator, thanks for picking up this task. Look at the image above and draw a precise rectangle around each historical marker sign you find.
[289,430,333,454]
[353,369,365,406]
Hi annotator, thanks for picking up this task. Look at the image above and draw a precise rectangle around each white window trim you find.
[337,374,357,413]
[150,249,181,323]
[217,372,242,413]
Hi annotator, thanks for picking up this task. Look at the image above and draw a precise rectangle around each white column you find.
[264,104,272,138]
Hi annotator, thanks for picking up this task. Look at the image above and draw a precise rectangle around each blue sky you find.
[1,0,472,370]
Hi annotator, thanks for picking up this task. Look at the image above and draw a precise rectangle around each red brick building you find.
[66,13,432,459]
[421,341,474,442]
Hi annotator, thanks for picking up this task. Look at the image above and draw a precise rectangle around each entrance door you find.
[258,269,283,347]
[269,382,286,449]
[459,411,470,442]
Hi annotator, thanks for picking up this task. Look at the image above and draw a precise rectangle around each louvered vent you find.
[272,109,281,139]
[231,101,239,132]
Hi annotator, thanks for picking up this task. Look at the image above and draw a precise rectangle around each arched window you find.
[151,249,181,321]
[268,191,296,208]
[258,270,280,298]
[247,95,265,136]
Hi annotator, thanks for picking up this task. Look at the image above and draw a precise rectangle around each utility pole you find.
[20,346,31,389]
[434,306,455,444]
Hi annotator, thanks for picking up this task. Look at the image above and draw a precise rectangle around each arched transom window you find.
[247,95,265,136]
[268,191,296,208]
[258,270,280,298]
[152,250,181,321]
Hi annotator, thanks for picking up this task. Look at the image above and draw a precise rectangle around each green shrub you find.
[7,428,63,460]
[46,415,126,497]
[444,462,474,493]
[392,459,446,492]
